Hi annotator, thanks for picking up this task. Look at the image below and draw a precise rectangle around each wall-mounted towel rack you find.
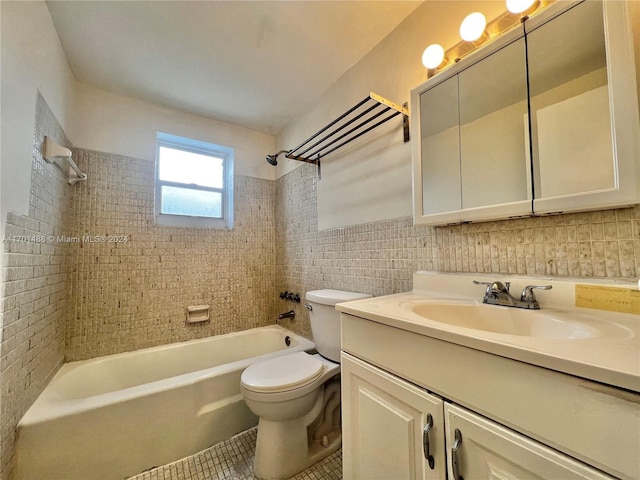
[43,136,87,185]
[266,92,409,178]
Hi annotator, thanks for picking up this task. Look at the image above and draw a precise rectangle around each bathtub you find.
[16,325,315,480]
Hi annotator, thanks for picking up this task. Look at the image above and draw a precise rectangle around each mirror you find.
[527,0,613,200]
[458,38,529,209]
[419,76,460,216]
[412,0,639,226]
[414,30,531,224]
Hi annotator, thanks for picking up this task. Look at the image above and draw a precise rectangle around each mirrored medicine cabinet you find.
[411,0,640,226]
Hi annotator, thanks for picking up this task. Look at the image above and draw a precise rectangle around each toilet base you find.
[253,417,341,480]
[252,380,342,480]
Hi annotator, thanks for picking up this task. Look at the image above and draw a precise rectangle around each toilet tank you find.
[305,289,372,362]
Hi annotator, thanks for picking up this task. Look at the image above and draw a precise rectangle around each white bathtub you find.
[16,325,315,480]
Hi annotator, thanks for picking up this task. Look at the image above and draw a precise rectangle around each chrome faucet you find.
[473,280,551,310]
[277,310,296,320]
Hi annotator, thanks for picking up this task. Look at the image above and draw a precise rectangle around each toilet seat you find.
[241,352,324,393]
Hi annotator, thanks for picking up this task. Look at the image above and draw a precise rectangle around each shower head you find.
[265,150,288,166]
[265,154,278,166]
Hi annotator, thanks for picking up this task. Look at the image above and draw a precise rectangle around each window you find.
[155,132,233,228]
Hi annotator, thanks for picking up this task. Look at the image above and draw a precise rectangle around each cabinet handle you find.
[422,413,435,469]
[451,428,464,480]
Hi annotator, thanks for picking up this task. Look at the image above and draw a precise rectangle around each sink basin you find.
[409,300,629,339]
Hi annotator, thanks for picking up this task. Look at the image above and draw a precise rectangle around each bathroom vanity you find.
[337,272,639,479]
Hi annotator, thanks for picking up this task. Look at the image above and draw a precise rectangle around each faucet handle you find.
[474,280,510,294]
[520,284,552,302]
[472,280,493,296]
[473,280,511,301]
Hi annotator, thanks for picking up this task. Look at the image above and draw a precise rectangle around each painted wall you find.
[632,0,640,100]
[71,83,276,180]
[275,1,507,230]
[0,0,76,245]
[1,0,277,248]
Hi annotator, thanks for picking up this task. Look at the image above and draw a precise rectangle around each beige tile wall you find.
[275,164,640,338]
[0,93,73,479]
[66,149,278,360]
[1,104,279,477]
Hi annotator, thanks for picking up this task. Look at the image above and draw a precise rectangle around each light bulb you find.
[422,44,446,69]
[459,12,487,42]
[506,0,539,14]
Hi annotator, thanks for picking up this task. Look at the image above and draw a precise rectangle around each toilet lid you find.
[241,352,324,392]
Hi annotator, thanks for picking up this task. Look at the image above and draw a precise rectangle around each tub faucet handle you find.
[277,310,296,320]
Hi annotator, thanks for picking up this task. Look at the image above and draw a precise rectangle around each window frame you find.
[154,132,234,229]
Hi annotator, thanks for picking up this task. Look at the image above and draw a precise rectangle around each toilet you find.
[240,289,371,480]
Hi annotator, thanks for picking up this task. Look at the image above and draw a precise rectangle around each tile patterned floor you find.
[128,427,343,480]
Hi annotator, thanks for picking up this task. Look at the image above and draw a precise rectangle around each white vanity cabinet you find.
[342,353,446,480]
[342,352,614,480]
[444,403,614,480]
[340,313,638,480]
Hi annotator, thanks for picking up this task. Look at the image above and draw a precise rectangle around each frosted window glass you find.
[161,186,222,218]
[158,147,223,188]
[155,132,233,228]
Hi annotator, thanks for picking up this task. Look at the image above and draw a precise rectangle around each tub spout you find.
[278,310,295,320]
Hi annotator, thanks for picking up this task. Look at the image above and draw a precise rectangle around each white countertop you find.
[336,272,640,392]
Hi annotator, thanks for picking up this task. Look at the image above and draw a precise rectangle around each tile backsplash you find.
[275,163,640,338]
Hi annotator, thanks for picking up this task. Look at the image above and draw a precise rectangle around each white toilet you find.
[241,289,371,480]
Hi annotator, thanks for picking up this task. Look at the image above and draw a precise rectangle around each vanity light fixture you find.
[421,44,447,70]
[421,0,547,76]
[459,12,488,44]
[506,0,540,15]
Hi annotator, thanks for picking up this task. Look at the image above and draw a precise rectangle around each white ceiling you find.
[46,1,422,135]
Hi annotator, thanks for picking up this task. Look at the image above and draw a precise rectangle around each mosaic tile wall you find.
[275,163,640,339]
[0,93,74,479]
[66,150,278,360]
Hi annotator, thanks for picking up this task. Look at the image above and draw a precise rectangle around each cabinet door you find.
[342,353,446,480]
[458,37,531,218]
[444,403,615,480]
[527,0,640,214]
[418,74,461,221]
[412,28,532,226]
